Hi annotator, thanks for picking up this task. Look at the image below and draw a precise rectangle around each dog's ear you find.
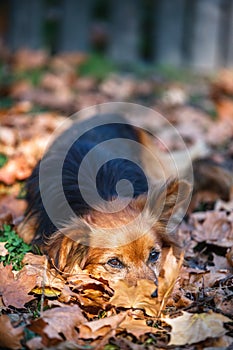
[46,217,91,272]
[149,178,191,226]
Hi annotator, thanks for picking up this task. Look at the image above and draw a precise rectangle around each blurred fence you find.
[1,0,233,70]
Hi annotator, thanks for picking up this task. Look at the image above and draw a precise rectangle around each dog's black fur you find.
[25,115,149,242]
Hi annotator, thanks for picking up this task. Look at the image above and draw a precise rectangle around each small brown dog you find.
[21,113,193,286]
[46,179,189,286]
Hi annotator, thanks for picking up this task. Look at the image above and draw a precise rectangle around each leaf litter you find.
[0,50,232,349]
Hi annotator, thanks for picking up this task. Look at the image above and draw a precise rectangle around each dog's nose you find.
[151,288,158,298]
[151,278,158,298]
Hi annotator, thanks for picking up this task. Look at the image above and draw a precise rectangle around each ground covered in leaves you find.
[0,50,233,349]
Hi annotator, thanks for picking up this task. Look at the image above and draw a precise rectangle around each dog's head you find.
[46,179,190,285]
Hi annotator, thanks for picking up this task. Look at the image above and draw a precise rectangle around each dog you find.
[21,113,231,286]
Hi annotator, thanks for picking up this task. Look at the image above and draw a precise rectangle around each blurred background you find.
[0,0,233,227]
[0,0,232,71]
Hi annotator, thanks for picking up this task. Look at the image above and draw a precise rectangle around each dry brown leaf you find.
[119,315,159,338]
[110,279,159,316]
[26,336,44,350]
[0,263,36,308]
[212,289,233,315]
[0,315,24,349]
[212,253,232,271]
[0,195,27,220]
[12,49,48,71]
[23,253,65,296]
[191,211,233,247]
[205,272,231,289]
[163,311,231,346]
[0,126,17,146]
[67,273,113,312]
[0,154,33,184]
[0,241,8,256]
[226,247,233,267]
[157,248,184,314]
[0,212,13,226]
[79,313,126,340]
[29,305,86,347]
[212,69,233,96]
[216,98,233,121]
[67,273,108,288]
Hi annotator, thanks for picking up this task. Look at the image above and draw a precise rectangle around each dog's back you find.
[25,114,150,243]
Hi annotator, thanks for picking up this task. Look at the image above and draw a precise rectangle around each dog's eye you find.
[107,258,124,269]
[148,249,160,263]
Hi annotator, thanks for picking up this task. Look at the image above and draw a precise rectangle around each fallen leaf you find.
[191,211,233,247]
[23,253,65,295]
[0,126,17,146]
[0,263,36,308]
[67,273,113,312]
[26,336,44,350]
[0,241,8,256]
[212,69,233,96]
[0,195,27,220]
[212,253,232,270]
[226,247,233,267]
[34,267,65,294]
[79,313,126,340]
[0,314,24,349]
[216,98,233,121]
[12,49,48,71]
[31,286,61,298]
[0,154,33,184]
[163,311,231,346]
[212,289,233,315]
[157,248,184,315]
[110,279,159,316]
[119,315,159,338]
[29,305,86,347]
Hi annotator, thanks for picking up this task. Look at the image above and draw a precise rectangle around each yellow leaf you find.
[31,287,61,297]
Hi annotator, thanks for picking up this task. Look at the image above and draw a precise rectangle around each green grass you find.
[78,54,117,80]
[0,59,46,88]
[0,153,7,168]
[14,67,46,86]
[0,224,31,270]
[153,64,199,83]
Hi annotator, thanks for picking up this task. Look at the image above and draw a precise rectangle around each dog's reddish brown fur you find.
[43,179,188,285]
